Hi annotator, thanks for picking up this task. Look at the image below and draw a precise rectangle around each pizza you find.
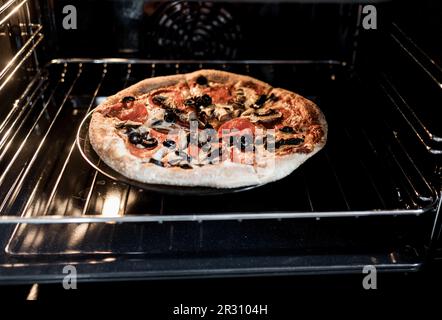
[88,69,327,188]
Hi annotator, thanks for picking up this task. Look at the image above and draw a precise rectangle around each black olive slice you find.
[121,96,135,103]
[201,94,212,106]
[149,158,164,167]
[285,137,304,145]
[163,140,176,149]
[179,164,192,169]
[151,119,163,126]
[279,126,295,133]
[195,94,212,108]
[141,137,158,149]
[184,99,195,106]
[152,95,166,105]
[164,110,176,123]
[174,150,191,162]
[255,94,267,106]
[275,137,304,148]
[128,132,142,144]
[268,93,278,102]
[196,75,208,86]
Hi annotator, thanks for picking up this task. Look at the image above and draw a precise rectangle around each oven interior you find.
[0,0,441,283]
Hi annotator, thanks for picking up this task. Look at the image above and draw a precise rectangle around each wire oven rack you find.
[0,0,440,280]
[0,59,438,224]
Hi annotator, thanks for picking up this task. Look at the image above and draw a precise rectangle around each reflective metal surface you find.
[0,60,438,224]
[0,0,440,284]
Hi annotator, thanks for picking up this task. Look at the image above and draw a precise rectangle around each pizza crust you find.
[185,69,273,91]
[88,70,327,189]
[94,74,186,112]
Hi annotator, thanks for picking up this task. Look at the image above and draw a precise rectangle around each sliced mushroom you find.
[115,120,142,130]
[222,104,235,112]
[248,109,282,123]
[232,109,242,118]
[240,108,255,117]
[255,108,274,116]
[199,105,215,117]
[214,106,231,122]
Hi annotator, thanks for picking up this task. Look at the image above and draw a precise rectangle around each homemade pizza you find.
[88,69,327,188]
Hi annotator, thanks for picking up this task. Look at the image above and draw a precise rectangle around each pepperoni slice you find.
[126,129,170,158]
[104,101,148,123]
[149,85,188,110]
[203,86,231,104]
[127,143,156,158]
[117,102,148,122]
[217,118,255,137]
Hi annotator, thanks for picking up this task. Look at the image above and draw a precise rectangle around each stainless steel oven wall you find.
[0,0,42,116]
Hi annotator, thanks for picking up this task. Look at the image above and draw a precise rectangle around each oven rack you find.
[0,59,438,224]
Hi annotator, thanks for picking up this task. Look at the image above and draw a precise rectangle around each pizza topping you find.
[218,118,255,137]
[164,152,181,166]
[162,107,196,127]
[199,105,215,117]
[162,140,176,149]
[196,75,208,86]
[149,85,188,109]
[255,108,274,116]
[142,137,158,149]
[115,121,141,131]
[151,119,163,127]
[163,109,178,123]
[184,94,212,109]
[245,109,282,124]
[190,94,212,109]
[109,101,148,123]
[254,94,267,107]
[275,137,304,148]
[213,106,231,122]
[175,150,192,163]
[279,126,295,133]
[125,127,160,150]
[128,132,142,144]
[91,70,327,184]
[151,95,167,106]
[235,89,246,106]
[149,158,164,167]
[121,96,135,103]
[203,86,231,104]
